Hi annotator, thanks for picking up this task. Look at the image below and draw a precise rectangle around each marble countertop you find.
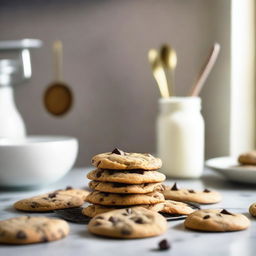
[0,168,255,256]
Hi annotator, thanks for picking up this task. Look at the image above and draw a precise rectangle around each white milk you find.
[157,97,204,178]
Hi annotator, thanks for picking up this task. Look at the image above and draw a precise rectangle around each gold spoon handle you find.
[190,43,220,96]
[53,40,63,81]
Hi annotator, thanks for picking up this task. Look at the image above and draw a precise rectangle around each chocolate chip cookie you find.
[91,148,162,170]
[88,207,167,238]
[0,216,69,244]
[14,188,90,212]
[184,209,250,232]
[87,169,166,184]
[86,191,165,206]
[238,151,256,165]
[89,181,163,194]
[82,203,165,217]
[160,200,195,215]
[249,202,256,217]
[162,183,221,204]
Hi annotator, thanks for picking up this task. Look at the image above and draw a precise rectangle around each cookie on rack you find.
[91,148,162,170]
[0,216,69,244]
[14,187,90,212]
[162,183,221,204]
[184,209,250,232]
[89,181,163,194]
[88,207,167,238]
[86,191,165,206]
[87,169,166,184]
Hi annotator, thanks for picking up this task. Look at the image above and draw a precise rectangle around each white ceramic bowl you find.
[0,136,78,188]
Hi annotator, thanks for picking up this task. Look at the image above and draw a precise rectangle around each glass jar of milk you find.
[157,97,204,178]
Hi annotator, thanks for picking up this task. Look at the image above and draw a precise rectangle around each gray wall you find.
[0,0,231,166]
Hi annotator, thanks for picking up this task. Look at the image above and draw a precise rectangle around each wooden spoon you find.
[44,40,73,116]
[190,43,220,96]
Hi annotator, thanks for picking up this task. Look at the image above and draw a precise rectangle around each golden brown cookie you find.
[249,202,256,217]
[89,181,163,194]
[160,200,195,215]
[91,148,162,170]
[0,216,69,244]
[88,207,167,238]
[14,187,90,212]
[184,209,250,232]
[87,169,166,184]
[86,191,165,206]
[162,183,221,204]
[238,151,256,165]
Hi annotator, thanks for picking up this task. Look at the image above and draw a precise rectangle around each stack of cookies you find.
[83,148,167,217]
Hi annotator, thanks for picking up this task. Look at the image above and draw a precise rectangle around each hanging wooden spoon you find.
[44,40,73,116]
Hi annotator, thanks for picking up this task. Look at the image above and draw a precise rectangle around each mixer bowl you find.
[0,136,78,188]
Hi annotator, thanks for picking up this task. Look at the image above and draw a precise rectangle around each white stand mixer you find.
[0,39,78,188]
[0,39,41,140]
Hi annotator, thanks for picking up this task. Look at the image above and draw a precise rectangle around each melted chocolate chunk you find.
[66,186,73,190]
[109,216,120,225]
[16,230,27,239]
[170,183,178,191]
[48,192,58,198]
[131,217,144,224]
[188,190,195,193]
[121,226,133,235]
[112,148,124,155]
[96,169,104,178]
[30,202,40,208]
[203,189,211,193]
[220,209,233,215]
[158,239,171,250]
[203,215,210,219]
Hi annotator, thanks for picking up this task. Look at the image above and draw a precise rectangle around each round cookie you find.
[89,181,163,194]
[91,149,162,170]
[160,200,195,215]
[249,202,256,217]
[0,216,69,244]
[82,203,165,217]
[238,151,256,165]
[86,191,165,206]
[162,183,221,204]
[14,188,90,212]
[184,209,250,232]
[88,207,167,238]
[87,169,166,184]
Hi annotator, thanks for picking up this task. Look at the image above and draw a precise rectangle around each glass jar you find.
[157,97,205,178]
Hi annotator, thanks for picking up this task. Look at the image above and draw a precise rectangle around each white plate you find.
[206,156,256,184]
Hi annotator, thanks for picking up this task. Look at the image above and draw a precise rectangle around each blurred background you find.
[0,0,232,166]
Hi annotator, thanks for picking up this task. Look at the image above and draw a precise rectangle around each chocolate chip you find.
[41,236,49,242]
[171,182,178,191]
[158,239,171,250]
[112,148,124,155]
[66,186,73,190]
[48,192,58,198]
[16,230,27,239]
[121,226,132,235]
[96,169,104,178]
[203,188,211,193]
[109,216,120,225]
[30,202,40,208]
[188,189,195,193]
[220,209,233,215]
[97,161,102,167]
[131,217,144,224]
[203,215,210,219]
